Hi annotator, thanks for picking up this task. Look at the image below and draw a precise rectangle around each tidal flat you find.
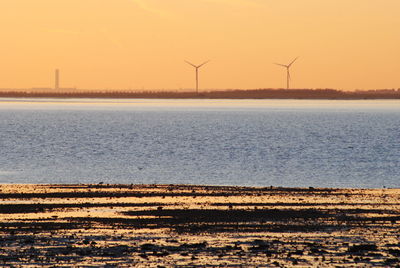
[0,184,400,267]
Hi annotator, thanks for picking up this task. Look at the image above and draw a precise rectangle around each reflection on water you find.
[0,98,399,188]
[0,98,399,110]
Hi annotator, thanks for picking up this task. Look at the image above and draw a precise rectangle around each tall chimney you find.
[55,69,60,90]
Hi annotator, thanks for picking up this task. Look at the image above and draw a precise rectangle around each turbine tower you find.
[55,69,60,90]
[185,60,210,94]
[274,57,298,89]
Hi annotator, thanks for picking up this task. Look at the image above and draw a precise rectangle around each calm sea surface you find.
[0,98,399,188]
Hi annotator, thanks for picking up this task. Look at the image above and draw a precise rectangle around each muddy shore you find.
[1,184,399,267]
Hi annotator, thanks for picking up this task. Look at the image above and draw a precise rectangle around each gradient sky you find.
[1,0,399,90]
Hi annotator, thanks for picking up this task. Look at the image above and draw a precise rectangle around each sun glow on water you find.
[0,99,398,188]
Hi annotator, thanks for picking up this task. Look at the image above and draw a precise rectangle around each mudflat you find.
[0,184,399,267]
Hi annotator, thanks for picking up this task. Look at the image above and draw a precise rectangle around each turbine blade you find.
[274,63,287,68]
[198,60,210,68]
[288,57,299,67]
[185,60,197,68]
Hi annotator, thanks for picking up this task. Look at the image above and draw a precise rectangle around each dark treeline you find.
[0,88,399,99]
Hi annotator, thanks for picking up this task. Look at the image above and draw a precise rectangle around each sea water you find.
[0,98,399,188]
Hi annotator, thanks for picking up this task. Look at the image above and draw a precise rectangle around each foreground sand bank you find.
[0,184,400,267]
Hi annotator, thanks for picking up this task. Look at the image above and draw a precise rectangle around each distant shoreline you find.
[0,88,399,99]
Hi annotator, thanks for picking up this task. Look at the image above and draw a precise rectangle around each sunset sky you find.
[1,0,399,90]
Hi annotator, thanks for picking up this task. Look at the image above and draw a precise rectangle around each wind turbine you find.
[185,60,210,94]
[274,57,298,89]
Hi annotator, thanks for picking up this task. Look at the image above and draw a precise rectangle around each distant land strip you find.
[0,88,399,99]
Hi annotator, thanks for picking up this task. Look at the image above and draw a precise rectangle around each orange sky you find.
[1,0,399,90]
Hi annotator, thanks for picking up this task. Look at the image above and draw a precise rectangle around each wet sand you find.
[1,184,400,267]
